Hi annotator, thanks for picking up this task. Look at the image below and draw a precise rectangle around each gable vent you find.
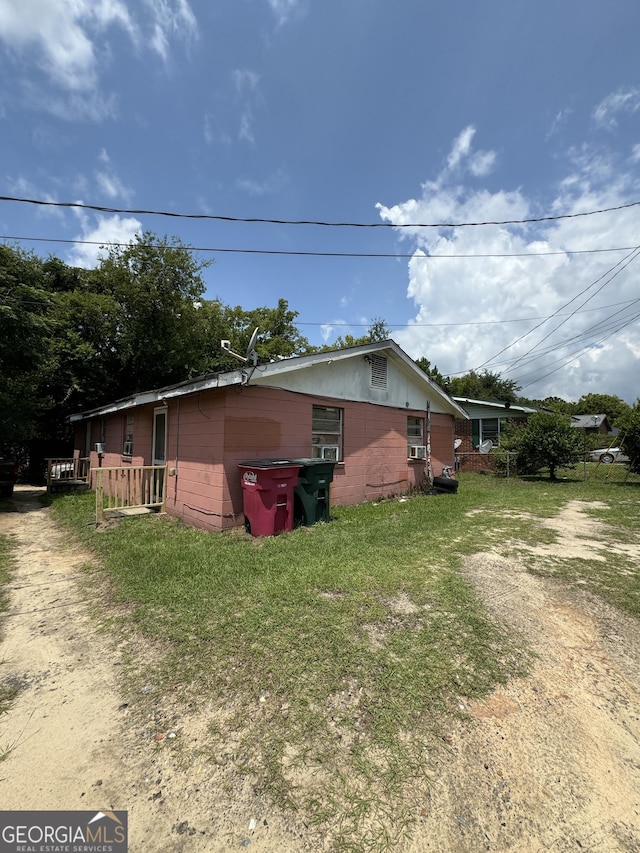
[370,354,388,389]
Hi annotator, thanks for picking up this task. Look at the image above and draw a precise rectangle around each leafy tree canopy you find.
[0,245,55,453]
[448,369,521,404]
[501,411,585,480]
[322,318,391,350]
[574,393,631,427]
[0,237,312,463]
[414,357,450,392]
[529,396,578,416]
[616,404,640,473]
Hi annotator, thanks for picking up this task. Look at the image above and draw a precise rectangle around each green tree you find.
[501,411,584,480]
[93,232,212,395]
[324,318,391,350]
[196,297,313,373]
[530,396,578,416]
[448,370,520,404]
[231,298,313,363]
[414,357,451,392]
[616,405,640,473]
[574,393,631,428]
[0,245,54,454]
[1,236,318,467]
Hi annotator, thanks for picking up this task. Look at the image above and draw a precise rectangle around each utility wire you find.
[514,307,640,390]
[302,298,640,331]
[499,247,640,377]
[489,297,640,373]
[468,246,640,375]
[1,194,639,228]
[0,233,635,260]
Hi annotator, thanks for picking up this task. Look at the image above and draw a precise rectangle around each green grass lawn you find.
[34,467,640,848]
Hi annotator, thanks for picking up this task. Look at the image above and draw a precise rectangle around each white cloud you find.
[239,108,255,144]
[444,126,497,178]
[546,108,572,140]
[469,150,496,177]
[0,0,198,118]
[0,0,135,91]
[95,149,132,202]
[267,0,305,27]
[144,0,198,62]
[6,176,65,220]
[236,167,288,196]
[377,128,640,404]
[447,126,475,170]
[232,69,262,144]
[593,87,640,130]
[233,69,260,94]
[67,212,141,268]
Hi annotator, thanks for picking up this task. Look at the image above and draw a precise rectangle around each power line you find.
[514,307,640,390]
[499,248,640,377]
[1,194,639,228]
[298,299,640,330]
[0,232,636,261]
[489,297,640,373]
[472,246,640,374]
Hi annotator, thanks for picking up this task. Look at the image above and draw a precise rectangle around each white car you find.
[588,447,629,464]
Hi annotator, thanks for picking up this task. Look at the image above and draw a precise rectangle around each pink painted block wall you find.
[76,386,457,532]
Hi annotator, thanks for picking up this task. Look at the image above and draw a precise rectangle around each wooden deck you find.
[46,457,90,493]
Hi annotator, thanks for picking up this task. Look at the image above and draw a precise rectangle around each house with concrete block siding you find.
[453,397,538,472]
[71,340,468,532]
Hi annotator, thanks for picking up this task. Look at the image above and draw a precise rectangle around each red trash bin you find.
[238,460,302,536]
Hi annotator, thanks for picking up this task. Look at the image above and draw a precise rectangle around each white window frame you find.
[312,406,343,461]
[479,417,500,446]
[123,413,134,457]
[407,416,425,457]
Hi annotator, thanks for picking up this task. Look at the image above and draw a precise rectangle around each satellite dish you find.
[245,327,259,365]
[454,438,462,449]
[479,439,493,454]
[220,326,260,366]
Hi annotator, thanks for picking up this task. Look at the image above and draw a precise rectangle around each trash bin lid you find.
[238,459,300,468]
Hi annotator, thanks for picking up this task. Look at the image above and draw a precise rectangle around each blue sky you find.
[1,0,640,403]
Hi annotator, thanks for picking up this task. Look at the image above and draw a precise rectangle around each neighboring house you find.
[570,414,611,435]
[453,397,538,472]
[71,340,468,532]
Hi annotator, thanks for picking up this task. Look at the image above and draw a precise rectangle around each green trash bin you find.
[292,458,336,526]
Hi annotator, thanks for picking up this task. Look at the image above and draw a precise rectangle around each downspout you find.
[426,401,433,484]
[173,397,181,505]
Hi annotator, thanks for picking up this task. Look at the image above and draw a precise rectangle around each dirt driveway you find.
[0,487,639,851]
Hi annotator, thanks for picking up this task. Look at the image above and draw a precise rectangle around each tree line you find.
[0,235,312,471]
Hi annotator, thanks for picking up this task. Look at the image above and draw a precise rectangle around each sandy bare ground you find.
[0,487,639,851]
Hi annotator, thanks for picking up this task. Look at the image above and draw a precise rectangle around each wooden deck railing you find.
[46,457,90,490]
[95,465,167,523]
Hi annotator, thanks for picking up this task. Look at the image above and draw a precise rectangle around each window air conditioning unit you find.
[320,445,340,461]
[409,445,427,459]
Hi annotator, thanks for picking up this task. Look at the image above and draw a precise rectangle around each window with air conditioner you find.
[312,405,342,461]
[407,416,425,458]
[123,413,134,457]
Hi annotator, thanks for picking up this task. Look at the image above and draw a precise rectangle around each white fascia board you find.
[453,397,538,416]
[69,369,244,422]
